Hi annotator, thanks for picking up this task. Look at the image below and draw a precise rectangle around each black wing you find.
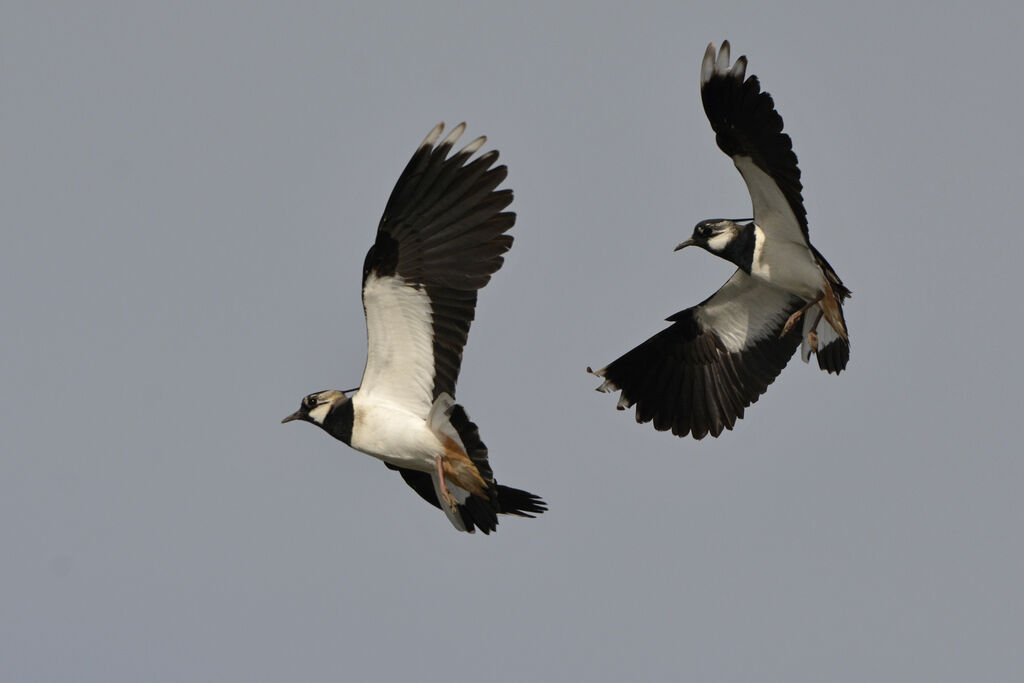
[701,41,809,245]
[593,270,805,439]
[359,124,514,416]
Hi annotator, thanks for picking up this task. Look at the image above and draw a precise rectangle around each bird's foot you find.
[781,309,804,337]
[804,309,824,351]
[780,293,824,339]
[435,455,458,513]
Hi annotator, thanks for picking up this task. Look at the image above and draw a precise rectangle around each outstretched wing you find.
[358,123,514,418]
[593,270,805,439]
[701,41,809,246]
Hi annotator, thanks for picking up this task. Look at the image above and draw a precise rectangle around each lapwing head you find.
[282,389,350,427]
[675,218,755,271]
[675,219,749,254]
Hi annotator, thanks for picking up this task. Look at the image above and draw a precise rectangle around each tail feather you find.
[390,401,546,534]
[448,404,546,534]
[801,293,850,375]
[816,336,850,374]
[807,246,851,374]
[496,484,547,517]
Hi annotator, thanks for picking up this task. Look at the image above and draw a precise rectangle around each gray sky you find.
[3,2,1022,681]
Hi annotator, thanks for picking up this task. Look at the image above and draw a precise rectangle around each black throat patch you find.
[320,398,354,445]
[719,223,756,274]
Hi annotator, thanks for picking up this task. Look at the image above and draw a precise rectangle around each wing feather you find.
[594,271,804,439]
[701,41,809,245]
[359,124,514,417]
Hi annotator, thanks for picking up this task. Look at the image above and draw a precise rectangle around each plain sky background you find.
[3,2,1023,681]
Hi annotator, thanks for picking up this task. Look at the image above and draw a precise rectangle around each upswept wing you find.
[358,123,514,418]
[593,270,804,439]
[700,41,808,246]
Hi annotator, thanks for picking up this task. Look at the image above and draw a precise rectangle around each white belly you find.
[749,226,822,300]
[349,397,443,472]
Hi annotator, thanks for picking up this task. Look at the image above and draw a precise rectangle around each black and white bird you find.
[591,41,851,439]
[283,123,546,533]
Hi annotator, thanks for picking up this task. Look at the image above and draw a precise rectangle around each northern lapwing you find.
[283,123,546,533]
[591,41,851,439]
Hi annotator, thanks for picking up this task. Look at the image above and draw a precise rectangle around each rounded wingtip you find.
[702,40,747,85]
[420,122,446,149]
[459,134,487,157]
[421,122,494,159]
[716,40,731,72]
[440,121,467,149]
[701,43,717,84]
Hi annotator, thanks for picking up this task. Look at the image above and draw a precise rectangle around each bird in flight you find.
[591,41,851,439]
[283,123,546,533]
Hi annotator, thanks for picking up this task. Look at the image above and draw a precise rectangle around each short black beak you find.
[281,411,303,424]
[674,238,696,252]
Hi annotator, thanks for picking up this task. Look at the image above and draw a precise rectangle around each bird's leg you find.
[780,293,823,338]
[435,455,457,512]
[806,308,824,351]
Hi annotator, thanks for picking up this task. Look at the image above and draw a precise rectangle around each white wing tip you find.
[420,122,445,149]
[588,366,622,395]
[716,40,731,73]
[460,135,487,157]
[701,43,717,84]
[419,122,487,157]
[588,366,634,410]
[702,40,746,85]
[731,55,747,81]
[440,121,467,149]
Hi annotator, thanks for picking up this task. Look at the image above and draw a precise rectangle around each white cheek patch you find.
[308,402,331,425]
[706,232,733,253]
